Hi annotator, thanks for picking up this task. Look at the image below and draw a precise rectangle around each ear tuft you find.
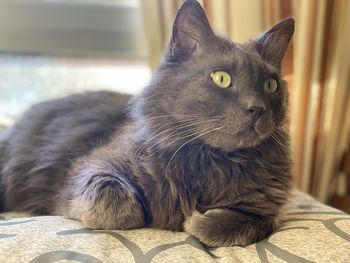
[170,0,214,62]
[255,18,295,68]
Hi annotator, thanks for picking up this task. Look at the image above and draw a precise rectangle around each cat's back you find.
[0,90,131,213]
[2,90,131,159]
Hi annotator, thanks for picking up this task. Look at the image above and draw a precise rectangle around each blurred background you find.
[0,0,349,210]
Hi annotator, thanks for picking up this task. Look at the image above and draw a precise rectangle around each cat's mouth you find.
[251,117,274,139]
[206,119,274,152]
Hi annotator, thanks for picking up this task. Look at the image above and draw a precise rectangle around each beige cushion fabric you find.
[0,189,349,263]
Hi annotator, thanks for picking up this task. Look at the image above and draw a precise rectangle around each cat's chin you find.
[207,127,272,152]
[254,117,274,138]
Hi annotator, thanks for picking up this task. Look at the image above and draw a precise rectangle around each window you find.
[0,0,151,124]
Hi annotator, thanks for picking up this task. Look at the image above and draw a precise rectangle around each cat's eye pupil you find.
[210,71,231,88]
[264,78,278,94]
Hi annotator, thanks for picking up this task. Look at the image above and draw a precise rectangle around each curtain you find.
[140,0,350,203]
[140,0,277,69]
[291,0,350,202]
[312,0,350,202]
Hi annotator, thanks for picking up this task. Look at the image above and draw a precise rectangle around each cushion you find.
[1,189,349,262]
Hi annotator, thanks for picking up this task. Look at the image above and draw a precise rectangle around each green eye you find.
[210,71,231,88]
[264,78,278,93]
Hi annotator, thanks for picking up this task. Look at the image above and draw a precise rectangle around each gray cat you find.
[0,0,294,246]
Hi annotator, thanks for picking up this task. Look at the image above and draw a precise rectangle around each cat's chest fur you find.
[133,141,291,231]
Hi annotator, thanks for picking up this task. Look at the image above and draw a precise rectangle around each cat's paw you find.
[67,174,146,230]
[70,197,144,230]
[184,209,277,247]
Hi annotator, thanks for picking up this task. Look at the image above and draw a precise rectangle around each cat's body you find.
[0,91,131,214]
[0,0,294,246]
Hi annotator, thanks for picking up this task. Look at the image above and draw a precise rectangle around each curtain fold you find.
[312,0,350,201]
[290,0,327,192]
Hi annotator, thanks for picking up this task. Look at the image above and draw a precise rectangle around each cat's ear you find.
[254,18,295,68]
[170,0,214,62]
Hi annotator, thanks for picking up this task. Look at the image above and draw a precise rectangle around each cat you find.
[0,0,294,247]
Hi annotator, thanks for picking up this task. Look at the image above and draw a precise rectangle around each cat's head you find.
[132,0,294,152]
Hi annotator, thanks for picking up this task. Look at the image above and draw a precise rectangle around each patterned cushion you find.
[1,190,349,263]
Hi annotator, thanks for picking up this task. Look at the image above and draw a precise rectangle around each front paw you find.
[67,174,146,230]
[184,209,277,247]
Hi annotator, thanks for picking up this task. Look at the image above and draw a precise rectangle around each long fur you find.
[0,0,294,246]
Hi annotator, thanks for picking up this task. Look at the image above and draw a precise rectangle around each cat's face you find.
[132,0,294,152]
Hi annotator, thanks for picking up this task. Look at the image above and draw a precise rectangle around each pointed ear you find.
[170,0,214,62]
[254,18,295,68]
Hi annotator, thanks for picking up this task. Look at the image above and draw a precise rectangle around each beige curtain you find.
[312,0,350,202]
[140,0,350,203]
[291,0,350,202]
[140,0,276,69]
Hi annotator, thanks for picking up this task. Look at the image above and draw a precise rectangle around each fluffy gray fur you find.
[0,0,294,246]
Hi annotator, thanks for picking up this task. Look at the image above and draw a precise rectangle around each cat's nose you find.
[247,106,265,120]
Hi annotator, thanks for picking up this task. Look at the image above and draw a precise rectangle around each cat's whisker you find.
[134,118,214,152]
[144,113,223,124]
[277,126,288,132]
[210,131,222,151]
[275,128,289,140]
[273,135,286,147]
[142,117,221,138]
[270,132,284,148]
[135,126,204,164]
[144,114,203,121]
[195,131,220,162]
[164,126,224,175]
[133,119,220,161]
[134,118,220,154]
[274,129,287,142]
[269,133,278,146]
[140,121,219,162]
[157,121,222,148]
[193,142,206,161]
[136,124,209,163]
[133,119,204,159]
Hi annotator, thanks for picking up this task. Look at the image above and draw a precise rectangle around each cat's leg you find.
[184,209,277,247]
[62,161,147,230]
